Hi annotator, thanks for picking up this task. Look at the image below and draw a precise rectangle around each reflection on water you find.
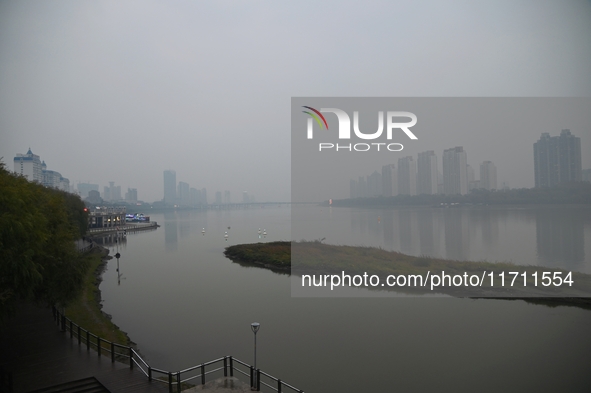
[341,205,591,273]
[100,206,591,393]
[536,207,586,271]
[443,208,470,260]
[164,211,178,252]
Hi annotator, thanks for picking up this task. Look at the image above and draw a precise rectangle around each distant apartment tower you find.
[14,149,69,191]
[78,183,99,199]
[442,147,468,195]
[382,164,398,197]
[103,181,121,201]
[367,171,382,197]
[534,130,582,187]
[109,182,122,201]
[417,151,438,195]
[583,169,591,183]
[224,190,231,204]
[397,156,416,196]
[358,176,367,198]
[125,188,138,203]
[215,191,222,204]
[87,189,102,204]
[466,164,480,191]
[190,187,200,206]
[201,188,208,205]
[13,148,43,182]
[178,181,190,206]
[163,170,177,205]
[480,161,497,190]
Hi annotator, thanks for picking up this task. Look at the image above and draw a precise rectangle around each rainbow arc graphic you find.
[302,106,328,129]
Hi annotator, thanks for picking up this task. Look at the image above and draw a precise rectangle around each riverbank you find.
[64,244,131,345]
[224,241,591,309]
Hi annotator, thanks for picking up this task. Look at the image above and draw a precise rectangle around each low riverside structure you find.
[88,207,126,230]
[87,207,158,234]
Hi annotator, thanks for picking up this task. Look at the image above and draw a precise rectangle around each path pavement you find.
[0,303,168,393]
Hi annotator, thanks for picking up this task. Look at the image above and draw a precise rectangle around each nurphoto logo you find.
[302,106,418,152]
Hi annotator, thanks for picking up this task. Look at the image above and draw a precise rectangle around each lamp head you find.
[251,322,260,334]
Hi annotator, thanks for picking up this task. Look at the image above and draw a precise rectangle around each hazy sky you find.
[1,0,590,202]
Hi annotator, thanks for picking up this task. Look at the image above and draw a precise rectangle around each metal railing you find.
[52,307,303,393]
[87,222,158,234]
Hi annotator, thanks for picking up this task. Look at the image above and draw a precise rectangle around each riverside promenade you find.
[0,303,170,393]
[0,304,258,393]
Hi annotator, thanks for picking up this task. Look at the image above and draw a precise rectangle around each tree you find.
[0,163,90,322]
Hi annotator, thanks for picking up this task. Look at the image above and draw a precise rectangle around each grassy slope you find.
[64,247,130,345]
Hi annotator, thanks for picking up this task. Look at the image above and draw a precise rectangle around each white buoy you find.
[258,228,261,235]
[263,229,267,236]
[202,228,205,235]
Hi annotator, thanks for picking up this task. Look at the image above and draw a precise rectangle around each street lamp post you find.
[251,322,260,390]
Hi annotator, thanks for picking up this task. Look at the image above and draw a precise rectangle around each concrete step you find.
[26,377,110,393]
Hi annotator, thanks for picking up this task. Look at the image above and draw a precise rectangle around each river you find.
[98,205,591,392]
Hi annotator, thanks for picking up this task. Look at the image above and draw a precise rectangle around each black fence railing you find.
[52,307,303,393]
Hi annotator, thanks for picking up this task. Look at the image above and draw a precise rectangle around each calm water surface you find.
[98,205,591,392]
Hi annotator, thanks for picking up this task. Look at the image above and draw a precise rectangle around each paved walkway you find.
[183,377,252,392]
[0,303,169,393]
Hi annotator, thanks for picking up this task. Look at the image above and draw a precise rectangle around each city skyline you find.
[2,2,591,203]
[350,147,501,200]
[347,128,586,200]
[11,126,588,204]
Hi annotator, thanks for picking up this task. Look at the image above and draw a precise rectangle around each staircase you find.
[26,377,110,393]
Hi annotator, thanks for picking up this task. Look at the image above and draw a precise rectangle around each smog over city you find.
[4,2,591,393]
[1,1,590,203]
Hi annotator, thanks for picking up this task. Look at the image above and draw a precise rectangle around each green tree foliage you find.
[0,163,90,322]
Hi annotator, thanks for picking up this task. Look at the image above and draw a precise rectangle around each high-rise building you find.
[467,164,480,191]
[480,161,497,190]
[534,130,582,187]
[110,182,122,201]
[358,176,367,198]
[190,187,200,207]
[442,147,468,195]
[13,148,43,183]
[125,188,138,203]
[201,188,208,205]
[367,171,382,197]
[178,181,190,206]
[466,164,475,183]
[13,149,69,191]
[103,181,121,201]
[417,151,438,195]
[103,186,111,201]
[163,170,177,206]
[382,164,398,197]
[87,190,102,204]
[224,190,231,204]
[397,156,416,196]
[215,191,222,204]
[583,169,591,183]
[78,183,99,199]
